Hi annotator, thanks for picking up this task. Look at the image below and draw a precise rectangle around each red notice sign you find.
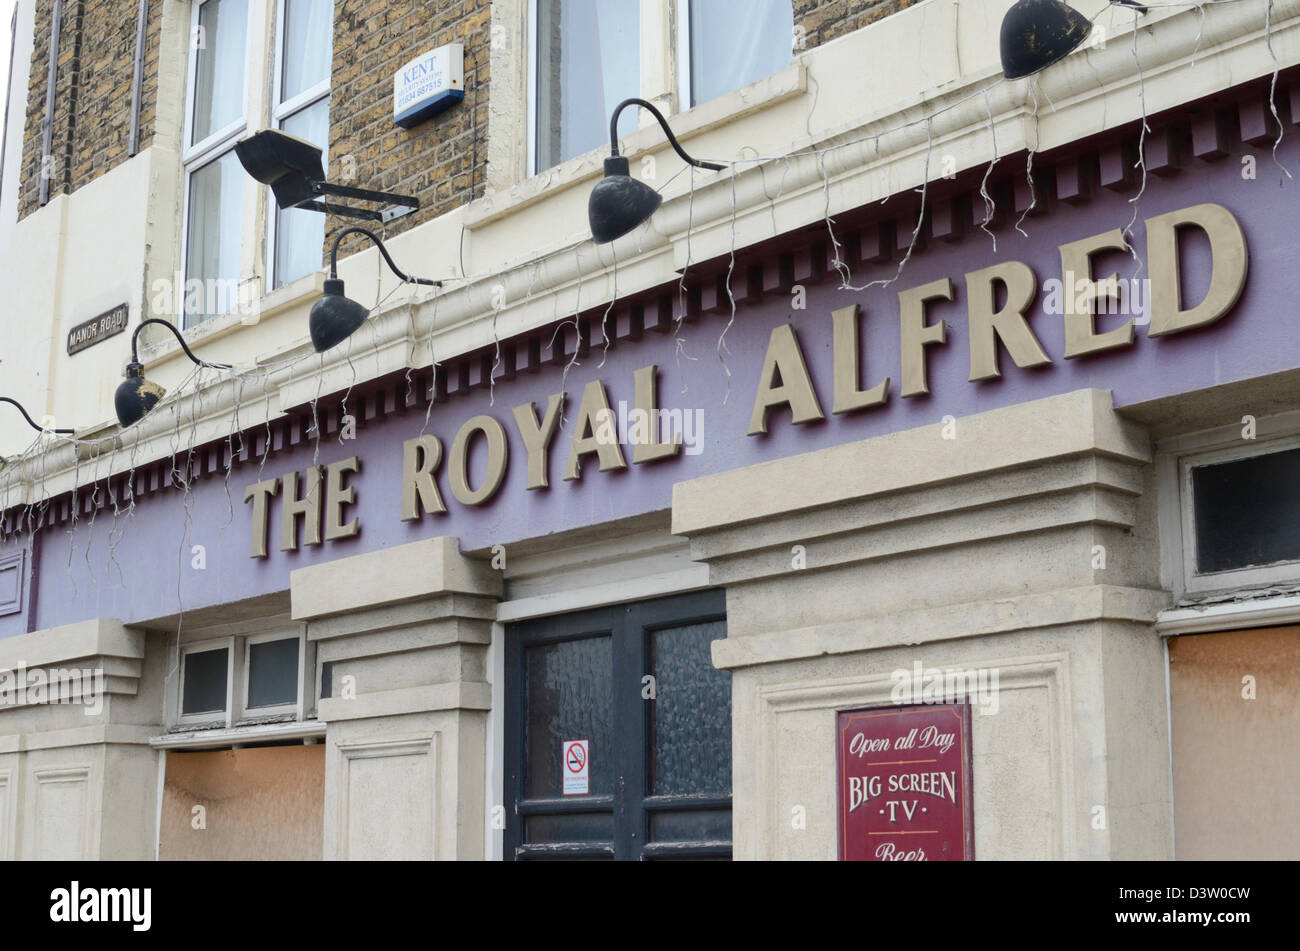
[837,703,973,861]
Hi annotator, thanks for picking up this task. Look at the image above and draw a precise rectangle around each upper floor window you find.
[532,0,642,172]
[272,0,333,290]
[181,0,334,328]
[528,0,792,174]
[184,0,250,328]
[680,0,793,109]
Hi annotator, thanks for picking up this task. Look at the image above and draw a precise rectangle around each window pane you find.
[651,620,730,796]
[525,812,614,844]
[247,638,300,708]
[182,647,229,715]
[689,0,791,107]
[185,150,244,326]
[274,99,329,287]
[650,808,731,843]
[1192,447,1300,574]
[525,635,614,798]
[535,0,639,170]
[192,0,249,144]
[280,0,333,102]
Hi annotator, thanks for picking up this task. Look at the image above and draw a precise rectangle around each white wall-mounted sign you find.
[393,43,464,129]
[562,739,589,796]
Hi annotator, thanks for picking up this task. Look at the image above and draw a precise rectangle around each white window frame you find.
[1157,410,1300,598]
[180,0,254,329]
[674,0,692,111]
[265,0,332,291]
[177,636,237,727]
[242,628,307,720]
[1178,434,1300,594]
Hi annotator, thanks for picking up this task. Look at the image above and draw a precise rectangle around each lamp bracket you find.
[305,181,420,223]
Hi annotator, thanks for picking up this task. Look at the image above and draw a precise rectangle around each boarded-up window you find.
[160,744,325,860]
[1169,626,1300,859]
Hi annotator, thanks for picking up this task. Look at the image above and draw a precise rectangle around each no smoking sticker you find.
[562,739,589,795]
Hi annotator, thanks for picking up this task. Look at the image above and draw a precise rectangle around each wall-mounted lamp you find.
[115,320,232,428]
[1000,0,1146,80]
[588,98,725,245]
[235,129,421,224]
[311,227,441,353]
[1,397,74,436]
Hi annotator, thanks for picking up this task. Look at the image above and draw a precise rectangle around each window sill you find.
[465,61,807,232]
[137,271,326,370]
[150,718,325,751]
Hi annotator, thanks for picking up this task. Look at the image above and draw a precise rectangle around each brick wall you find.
[329,0,491,256]
[795,0,923,50]
[17,0,159,221]
[10,0,912,237]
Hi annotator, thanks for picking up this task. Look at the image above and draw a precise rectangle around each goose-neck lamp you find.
[1,397,74,436]
[310,227,440,353]
[588,97,726,245]
[1000,0,1146,80]
[115,319,232,428]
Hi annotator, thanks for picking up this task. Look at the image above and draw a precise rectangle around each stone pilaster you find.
[0,618,160,860]
[290,536,501,860]
[672,389,1174,860]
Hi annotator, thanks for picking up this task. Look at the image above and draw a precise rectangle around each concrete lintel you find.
[291,537,503,621]
[317,682,493,722]
[0,618,144,672]
[711,584,1171,670]
[673,390,1150,537]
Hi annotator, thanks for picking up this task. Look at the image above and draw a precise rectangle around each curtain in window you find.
[536,0,640,171]
[192,0,249,144]
[280,0,332,102]
[275,98,330,288]
[689,0,792,107]
[185,151,243,324]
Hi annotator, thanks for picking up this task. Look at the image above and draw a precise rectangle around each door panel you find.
[505,590,729,860]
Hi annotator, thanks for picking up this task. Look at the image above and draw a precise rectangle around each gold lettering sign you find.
[242,202,1250,558]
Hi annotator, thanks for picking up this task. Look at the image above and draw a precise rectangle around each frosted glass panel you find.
[651,620,730,796]
[525,635,614,798]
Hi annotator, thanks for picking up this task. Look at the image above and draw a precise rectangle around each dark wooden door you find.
[503,589,731,860]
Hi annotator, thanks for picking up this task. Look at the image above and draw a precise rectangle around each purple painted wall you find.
[3,136,1298,635]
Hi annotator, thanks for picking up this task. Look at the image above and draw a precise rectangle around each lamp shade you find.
[309,279,370,352]
[588,157,663,245]
[999,0,1093,80]
[235,129,326,210]
[115,362,166,428]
